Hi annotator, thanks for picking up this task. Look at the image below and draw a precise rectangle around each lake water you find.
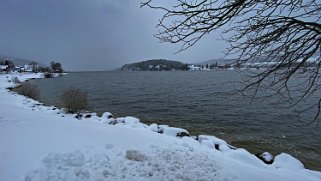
[30,71,321,171]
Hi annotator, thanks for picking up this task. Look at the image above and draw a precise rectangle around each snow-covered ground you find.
[0,73,321,181]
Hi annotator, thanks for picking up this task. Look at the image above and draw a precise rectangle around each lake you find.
[30,71,321,171]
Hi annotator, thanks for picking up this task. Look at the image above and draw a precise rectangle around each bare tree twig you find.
[142,0,321,125]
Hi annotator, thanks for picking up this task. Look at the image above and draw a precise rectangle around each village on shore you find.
[0,57,63,75]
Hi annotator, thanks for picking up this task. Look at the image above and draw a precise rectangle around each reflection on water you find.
[30,71,321,171]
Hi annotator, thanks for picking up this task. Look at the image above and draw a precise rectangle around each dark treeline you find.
[121,59,189,71]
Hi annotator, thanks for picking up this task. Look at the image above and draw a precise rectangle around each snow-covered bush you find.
[60,87,88,114]
[15,82,40,100]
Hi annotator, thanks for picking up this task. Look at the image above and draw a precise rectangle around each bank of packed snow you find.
[0,73,321,181]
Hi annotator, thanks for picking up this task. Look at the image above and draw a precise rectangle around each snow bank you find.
[272,153,305,170]
[1,73,321,181]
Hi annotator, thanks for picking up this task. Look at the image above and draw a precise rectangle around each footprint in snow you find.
[0,117,21,125]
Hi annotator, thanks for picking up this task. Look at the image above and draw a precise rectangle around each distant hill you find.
[0,54,40,66]
[121,59,189,71]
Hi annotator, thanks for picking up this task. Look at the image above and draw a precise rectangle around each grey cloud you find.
[0,0,226,71]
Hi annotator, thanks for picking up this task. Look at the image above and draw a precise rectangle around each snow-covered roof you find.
[0,65,8,70]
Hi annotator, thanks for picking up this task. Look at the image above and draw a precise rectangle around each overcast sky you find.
[0,0,227,71]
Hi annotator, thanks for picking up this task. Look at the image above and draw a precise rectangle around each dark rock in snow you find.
[108,119,117,125]
[228,145,237,150]
[214,144,219,150]
[157,125,169,134]
[115,118,125,124]
[255,152,274,164]
[191,136,198,140]
[85,114,92,118]
[75,114,83,120]
[157,128,164,134]
[176,132,190,137]
[108,118,125,125]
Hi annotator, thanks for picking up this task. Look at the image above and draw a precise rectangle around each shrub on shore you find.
[60,87,88,114]
[44,72,53,78]
[15,82,40,100]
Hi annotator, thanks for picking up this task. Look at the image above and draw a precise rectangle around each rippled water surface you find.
[30,71,321,170]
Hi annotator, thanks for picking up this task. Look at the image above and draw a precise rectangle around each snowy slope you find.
[0,73,321,181]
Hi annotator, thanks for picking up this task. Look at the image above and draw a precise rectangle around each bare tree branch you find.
[142,0,321,125]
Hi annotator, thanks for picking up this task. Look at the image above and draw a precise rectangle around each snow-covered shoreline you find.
[1,73,321,181]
